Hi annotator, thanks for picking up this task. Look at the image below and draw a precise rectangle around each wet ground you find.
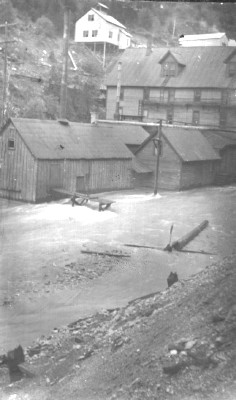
[0,185,236,353]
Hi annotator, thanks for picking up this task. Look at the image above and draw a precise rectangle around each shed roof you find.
[9,118,132,160]
[136,126,220,162]
[105,47,235,88]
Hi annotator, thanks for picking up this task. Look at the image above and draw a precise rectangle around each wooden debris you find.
[165,220,209,252]
[81,250,130,258]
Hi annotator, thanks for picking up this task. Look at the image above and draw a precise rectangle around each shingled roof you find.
[136,126,220,162]
[105,47,235,88]
[8,118,132,160]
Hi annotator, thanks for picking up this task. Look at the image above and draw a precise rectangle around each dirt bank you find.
[1,254,236,400]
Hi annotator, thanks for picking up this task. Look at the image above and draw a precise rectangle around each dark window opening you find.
[194,89,201,102]
[120,87,124,101]
[83,30,89,37]
[228,62,236,77]
[88,14,94,21]
[167,107,174,124]
[192,110,200,125]
[109,31,113,38]
[92,30,98,37]
[221,90,228,105]
[168,89,175,102]
[219,109,227,127]
[162,62,176,77]
[143,88,150,101]
[8,139,15,149]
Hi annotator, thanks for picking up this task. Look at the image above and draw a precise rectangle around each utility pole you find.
[0,22,17,127]
[114,61,122,120]
[153,119,163,196]
[60,6,70,119]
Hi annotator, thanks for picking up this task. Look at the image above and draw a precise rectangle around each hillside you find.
[1,254,236,399]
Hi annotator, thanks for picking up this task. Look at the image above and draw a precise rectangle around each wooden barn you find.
[202,129,236,184]
[135,127,221,190]
[0,118,133,202]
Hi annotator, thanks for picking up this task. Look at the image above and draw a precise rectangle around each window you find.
[168,89,175,103]
[194,89,201,102]
[109,31,113,38]
[88,14,94,21]
[166,107,174,124]
[143,109,149,118]
[160,89,164,101]
[219,109,227,127]
[8,139,15,150]
[92,30,98,37]
[192,110,200,125]
[162,62,176,77]
[143,88,150,101]
[120,87,124,101]
[83,30,89,37]
[221,90,228,105]
[228,62,236,77]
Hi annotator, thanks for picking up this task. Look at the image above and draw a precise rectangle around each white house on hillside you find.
[74,3,132,51]
[179,32,228,47]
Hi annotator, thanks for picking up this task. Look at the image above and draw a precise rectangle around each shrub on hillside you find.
[35,16,55,38]
[0,1,16,24]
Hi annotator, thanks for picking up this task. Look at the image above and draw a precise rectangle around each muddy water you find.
[0,186,236,352]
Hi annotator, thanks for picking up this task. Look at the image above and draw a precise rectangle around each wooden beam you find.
[171,220,209,251]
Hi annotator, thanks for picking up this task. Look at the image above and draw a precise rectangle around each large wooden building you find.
[105,47,236,130]
[0,118,133,202]
[135,127,221,190]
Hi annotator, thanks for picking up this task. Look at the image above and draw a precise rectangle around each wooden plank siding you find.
[107,86,226,128]
[106,87,143,119]
[219,147,236,175]
[180,161,218,189]
[89,159,132,191]
[0,124,37,202]
[136,138,181,190]
[36,160,65,201]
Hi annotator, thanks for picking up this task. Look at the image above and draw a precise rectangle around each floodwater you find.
[0,185,236,352]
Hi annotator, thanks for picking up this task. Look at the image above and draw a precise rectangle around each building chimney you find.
[146,34,153,56]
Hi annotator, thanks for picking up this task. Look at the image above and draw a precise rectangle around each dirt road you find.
[0,185,236,352]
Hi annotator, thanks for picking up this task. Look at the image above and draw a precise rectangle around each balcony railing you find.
[143,97,236,107]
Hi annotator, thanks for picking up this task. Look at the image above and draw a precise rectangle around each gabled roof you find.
[158,50,186,66]
[92,8,126,29]
[105,47,235,88]
[163,128,221,162]
[180,33,226,41]
[136,127,220,162]
[7,118,132,160]
[201,130,236,150]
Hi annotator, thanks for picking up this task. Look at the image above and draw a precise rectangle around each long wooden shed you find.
[0,118,133,202]
[135,127,221,190]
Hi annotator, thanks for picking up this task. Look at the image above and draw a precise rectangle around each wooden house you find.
[74,3,131,51]
[0,118,133,202]
[134,127,221,190]
[105,47,236,130]
[202,129,236,183]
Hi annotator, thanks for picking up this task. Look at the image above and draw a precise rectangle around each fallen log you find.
[81,250,130,258]
[124,244,163,251]
[171,220,209,251]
